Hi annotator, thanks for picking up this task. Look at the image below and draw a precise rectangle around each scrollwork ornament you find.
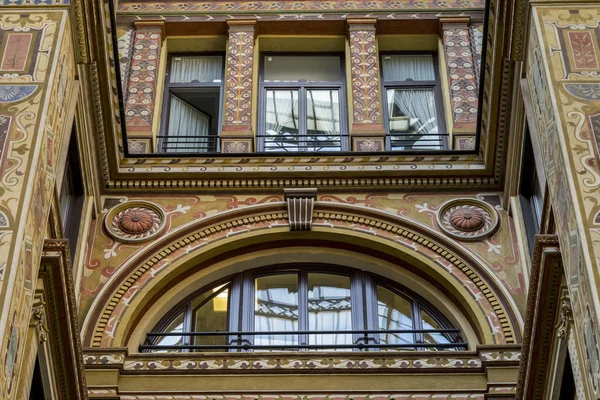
[30,304,47,344]
[437,198,499,241]
[556,293,574,340]
[104,201,166,243]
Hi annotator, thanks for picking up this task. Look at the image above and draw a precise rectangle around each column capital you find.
[133,20,166,39]
[346,18,378,29]
[438,16,471,30]
[227,19,258,32]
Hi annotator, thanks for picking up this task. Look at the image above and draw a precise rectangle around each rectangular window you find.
[259,54,348,152]
[160,54,224,153]
[59,129,84,263]
[520,127,544,256]
[381,53,447,151]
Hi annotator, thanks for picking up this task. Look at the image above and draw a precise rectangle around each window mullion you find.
[413,301,424,351]
[299,87,307,151]
[299,270,309,350]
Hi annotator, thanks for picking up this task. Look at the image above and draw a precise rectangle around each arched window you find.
[142,267,465,352]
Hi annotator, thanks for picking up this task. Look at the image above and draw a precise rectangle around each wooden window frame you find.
[159,52,225,154]
[380,51,448,151]
[257,53,349,152]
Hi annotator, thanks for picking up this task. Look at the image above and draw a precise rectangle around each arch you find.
[82,202,522,348]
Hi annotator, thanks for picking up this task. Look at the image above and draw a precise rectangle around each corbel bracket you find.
[284,188,317,231]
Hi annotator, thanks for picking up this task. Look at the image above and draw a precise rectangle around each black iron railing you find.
[140,329,466,352]
[258,133,349,152]
[157,135,219,153]
[388,132,449,150]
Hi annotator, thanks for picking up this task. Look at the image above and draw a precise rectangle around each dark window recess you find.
[159,54,224,153]
[59,129,84,263]
[29,357,46,400]
[381,53,448,151]
[258,54,349,152]
[142,267,465,352]
[559,352,577,400]
[519,127,544,256]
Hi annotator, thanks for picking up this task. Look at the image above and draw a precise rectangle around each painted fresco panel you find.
[529,6,600,396]
[0,11,73,398]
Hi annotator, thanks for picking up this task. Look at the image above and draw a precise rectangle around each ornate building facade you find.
[0,0,598,398]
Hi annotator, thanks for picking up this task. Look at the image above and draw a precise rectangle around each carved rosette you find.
[104,201,166,243]
[437,198,499,241]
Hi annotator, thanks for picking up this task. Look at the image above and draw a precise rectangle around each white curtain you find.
[388,88,440,149]
[170,56,222,83]
[166,96,210,152]
[382,55,435,81]
[265,90,299,151]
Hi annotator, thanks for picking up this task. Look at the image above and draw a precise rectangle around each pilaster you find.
[124,20,165,153]
[221,19,256,153]
[440,17,479,149]
[347,19,386,152]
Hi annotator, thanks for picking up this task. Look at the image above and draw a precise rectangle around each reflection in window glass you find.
[255,274,299,348]
[376,286,414,349]
[192,284,229,349]
[386,88,441,150]
[153,312,185,353]
[421,309,453,350]
[306,90,341,152]
[308,273,352,348]
[264,90,300,152]
[264,56,341,82]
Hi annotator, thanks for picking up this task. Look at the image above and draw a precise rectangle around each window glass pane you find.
[381,55,435,82]
[192,285,229,350]
[164,88,220,153]
[376,286,414,350]
[421,309,456,350]
[264,56,341,82]
[170,56,222,83]
[306,90,341,152]
[255,274,299,349]
[264,90,300,152]
[152,312,185,353]
[387,88,442,150]
[308,273,352,348]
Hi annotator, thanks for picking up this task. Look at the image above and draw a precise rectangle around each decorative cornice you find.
[82,345,520,374]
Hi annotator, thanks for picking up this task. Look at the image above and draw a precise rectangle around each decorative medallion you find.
[437,198,499,241]
[104,201,166,243]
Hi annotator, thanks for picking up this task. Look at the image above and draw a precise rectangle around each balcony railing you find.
[140,328,466,352]
[388,132,450,151]
[258,133,349,152]
[157,135,219,153]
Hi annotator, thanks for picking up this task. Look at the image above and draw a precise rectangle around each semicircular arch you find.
[82,202,522,348]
